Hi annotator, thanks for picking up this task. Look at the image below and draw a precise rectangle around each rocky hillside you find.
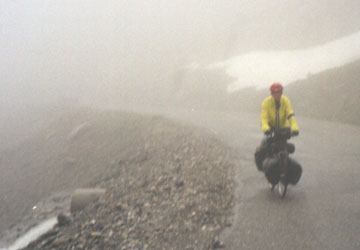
[228,59,360,126]
[0,107,234,249]
[286,59,360,124]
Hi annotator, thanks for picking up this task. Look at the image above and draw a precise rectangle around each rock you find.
[175,180,185,187]
[213,240,225,249]
[70,188,106,214]
[57,213,71,227]
[90,232,103,238]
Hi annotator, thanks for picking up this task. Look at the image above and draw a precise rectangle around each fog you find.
[1,0,360,109]
[1,2,360,246]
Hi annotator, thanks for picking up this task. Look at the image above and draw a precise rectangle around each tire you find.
[278,181,287,198]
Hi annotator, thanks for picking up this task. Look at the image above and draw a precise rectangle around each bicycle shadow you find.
[258,184,307,204]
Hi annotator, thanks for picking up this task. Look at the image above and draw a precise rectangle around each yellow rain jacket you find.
[261,95,299,132]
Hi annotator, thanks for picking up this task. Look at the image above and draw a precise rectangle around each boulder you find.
[70,188,105,214]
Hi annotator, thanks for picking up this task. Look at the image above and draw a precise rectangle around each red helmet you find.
[270,83,283,92]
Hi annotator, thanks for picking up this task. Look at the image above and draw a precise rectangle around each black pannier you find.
[262,155,302,185]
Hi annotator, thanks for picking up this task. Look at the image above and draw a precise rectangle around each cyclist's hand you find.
[291,130,299,136]
[264,130,271,136]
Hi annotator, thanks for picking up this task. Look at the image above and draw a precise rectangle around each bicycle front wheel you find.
[278,181,287,198]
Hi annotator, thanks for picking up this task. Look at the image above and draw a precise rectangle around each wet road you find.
[134,106,360,250]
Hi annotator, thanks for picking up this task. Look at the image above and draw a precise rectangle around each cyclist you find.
[255,82,299,171]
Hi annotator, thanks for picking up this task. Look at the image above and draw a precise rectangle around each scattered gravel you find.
[1,108,235,250]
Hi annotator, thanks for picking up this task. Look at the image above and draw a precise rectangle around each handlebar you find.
[291,131,299,137]
[265,127,299,139]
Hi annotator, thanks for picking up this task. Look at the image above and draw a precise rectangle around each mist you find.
[1,0,360,109]
[2,1,360,246]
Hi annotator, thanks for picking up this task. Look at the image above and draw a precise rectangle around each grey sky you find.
[1,0,360,106]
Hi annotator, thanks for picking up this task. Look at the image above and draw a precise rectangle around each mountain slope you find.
[0,107,234,249]
[229,59,360,126]
[286,59,360,124]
